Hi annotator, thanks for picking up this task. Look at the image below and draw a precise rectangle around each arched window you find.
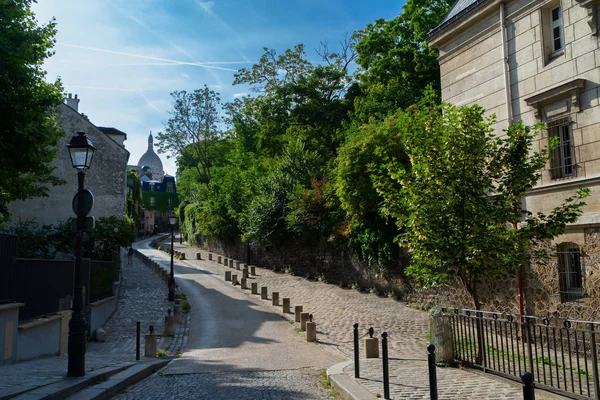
[557,242,583,302]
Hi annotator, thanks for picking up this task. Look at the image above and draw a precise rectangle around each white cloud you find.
[197,1,215,13]
[181,73,190,78]
[233,92,247,98]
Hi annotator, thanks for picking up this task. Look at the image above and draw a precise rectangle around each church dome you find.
[137,134,164,180]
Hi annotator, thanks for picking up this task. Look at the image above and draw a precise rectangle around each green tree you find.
[335,114,409,273]
[156,86,223,185]
[0,0,65,223]
[379,101,589,310]
[352,0,453,122]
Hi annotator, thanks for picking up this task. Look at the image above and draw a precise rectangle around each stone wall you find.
[201,234,600,322]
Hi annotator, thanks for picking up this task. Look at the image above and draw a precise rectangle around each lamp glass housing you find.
[169,215,177,225]
[67,131,95,170]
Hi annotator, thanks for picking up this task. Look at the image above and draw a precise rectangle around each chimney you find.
[66,93,80,112]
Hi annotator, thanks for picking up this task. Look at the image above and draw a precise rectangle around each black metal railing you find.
[444,307,600,399]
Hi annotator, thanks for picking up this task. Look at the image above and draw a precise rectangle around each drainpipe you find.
[500,2,513,127]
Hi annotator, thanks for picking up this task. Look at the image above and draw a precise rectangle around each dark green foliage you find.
[90,264,119,302]
[5,219,56,258]
[53,216,136,261]
[0,0,65,223]
[126,169,143,232]
[352,0,453,123]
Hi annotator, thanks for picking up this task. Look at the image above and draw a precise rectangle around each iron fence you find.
[444,307,600,399]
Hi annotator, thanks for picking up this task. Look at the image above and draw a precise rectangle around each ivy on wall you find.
[142,191,180,212]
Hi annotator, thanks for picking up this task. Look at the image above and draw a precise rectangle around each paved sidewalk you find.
[165,238,567,399]
[0,241,188,399]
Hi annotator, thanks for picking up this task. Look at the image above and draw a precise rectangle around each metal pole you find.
[68,170,87,377]
[353,323,360,378]
[136,321,141,360]
[168,225,175,301]
[521,372,535,400]
[427,344,438,400]
[382,331,390,400]
[589,324,600,400]
[526,318,534,375]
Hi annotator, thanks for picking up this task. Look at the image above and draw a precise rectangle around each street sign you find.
[72,190,94,217]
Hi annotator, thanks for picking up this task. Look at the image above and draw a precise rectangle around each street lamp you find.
[66,130,95,377]
[168,211,177,301]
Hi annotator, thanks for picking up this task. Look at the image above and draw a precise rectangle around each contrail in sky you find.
[57,43,240,72]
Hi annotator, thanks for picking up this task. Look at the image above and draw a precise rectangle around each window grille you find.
[557,243,584,302]
[547,117,575,179]
[551,6,563,53]
[168,198,172,206]
[150,197,155,206]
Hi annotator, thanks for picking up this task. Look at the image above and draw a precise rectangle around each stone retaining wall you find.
[199,234,600,321]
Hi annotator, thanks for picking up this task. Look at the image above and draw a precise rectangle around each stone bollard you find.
[236,261,241,270]
[196,252,202,260]
[175,293,183,303]
[306,314,317,342]
[208,253,213,261]
[295,306,303,322]
[282,298,291,313]
[243,268,249,279]
[250,266,256,275]
[272,292,279,306]
[241,277,247,289]
[365,327,379,358]
[300,312,310,331]
[145,330,158,358]
[261,286,268,300]
[174,304,182,324]
[180,253,185,260]
[232,274,238,285]
[94,328,106,342]
[225,271,232,281]
[165,310,176,335]
[218,256,222,264]
[230,259,234,268]
[251,282,258,294]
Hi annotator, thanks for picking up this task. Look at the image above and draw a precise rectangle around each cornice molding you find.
[524,79,586,119]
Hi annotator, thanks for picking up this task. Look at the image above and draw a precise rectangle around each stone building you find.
[8,95,130,226]
[128,134,178,234]
[425,0,600,319]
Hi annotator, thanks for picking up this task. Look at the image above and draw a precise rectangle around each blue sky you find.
[33,0,406,175]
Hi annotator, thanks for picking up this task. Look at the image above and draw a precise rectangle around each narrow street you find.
[115,237,341,399]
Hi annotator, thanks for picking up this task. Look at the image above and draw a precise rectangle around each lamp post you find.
[168,211,177,301]
[66,130,95,377]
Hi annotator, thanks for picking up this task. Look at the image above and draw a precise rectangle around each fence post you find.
[382,332,390,400]
[353,323,360,378]
[521,372,535,400]
[526,318,534,376]
[590,323,600,400]
[136,321,141,361]
[427,344,438,400]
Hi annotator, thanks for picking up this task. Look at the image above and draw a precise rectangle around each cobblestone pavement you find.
[115,368,336,399]
[0,241,188,398]
[347,359,565,400]
[88,248,188,357]
[165,238,568,399]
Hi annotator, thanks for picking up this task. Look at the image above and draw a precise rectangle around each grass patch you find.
[175,351,183,356]
[94,374,108,384]
[319,371,342,399]
[425,333,432,343]
[182,298,191,314]
[157,351,167,358]
[294,327,304,333]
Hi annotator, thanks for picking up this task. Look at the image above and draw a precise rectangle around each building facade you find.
[427,0,600,319]
[8,96,130,226]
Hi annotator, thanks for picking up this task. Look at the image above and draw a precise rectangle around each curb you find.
[327,361,377,400]
[9,362,135,400]
[66,359,170,400]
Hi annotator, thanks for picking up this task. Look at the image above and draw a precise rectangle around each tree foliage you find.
[0,0,65,223]
[156,86,223,185]
[379,101,589,308]
[352,0,453,122]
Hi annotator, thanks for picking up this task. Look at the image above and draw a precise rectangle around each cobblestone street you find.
[115,368,336,400]
[88,249,188,358]
[162,238,567,399]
